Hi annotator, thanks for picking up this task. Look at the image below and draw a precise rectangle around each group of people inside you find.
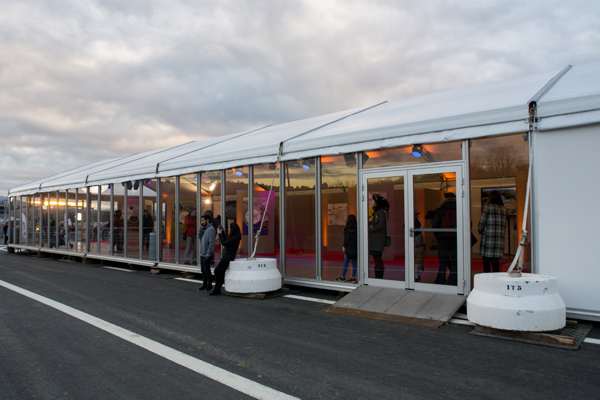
[334,189,507,284]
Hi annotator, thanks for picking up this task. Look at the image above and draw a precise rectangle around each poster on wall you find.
[481,187,517,216]
[328,203,348,225]
[243,191,272,236]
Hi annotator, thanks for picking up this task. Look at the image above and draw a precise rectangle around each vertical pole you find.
[55,191,59,249]
[247,165,254,257]
[85,188,90,254]
[315,157,322,280]
[124,183,128,258]
[96,187,101,254]
[156,179,161,263]
[139,181,143,260]
[462,139,471,294]
[175,176,180,265]
[279,162,286,278]
[356,152,363,283]
[196,173,201,266]
[110,185,114,256]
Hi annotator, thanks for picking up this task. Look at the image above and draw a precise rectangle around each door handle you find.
[409,228,414,238]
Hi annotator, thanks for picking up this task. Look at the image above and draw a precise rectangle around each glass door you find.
[408,165,463,294]
[361,170,408,289]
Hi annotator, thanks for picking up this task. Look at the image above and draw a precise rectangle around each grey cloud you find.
[1,0,600,195]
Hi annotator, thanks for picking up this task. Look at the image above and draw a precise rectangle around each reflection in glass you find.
[77,189,87,253]
[225,167,248,258]
[49,192,57,248]
[200,171,222,265]
[413,173,457,285]
[362,142,462,169]
[89,187,99,254]
[99,185,111,255]
[142,180,158,261]
[113,185,125,256]
[470,134,530,281]
[252,163,280,267]
[321,154,357,282]
[366,177,405,281]
[285,158,316,278]
[180,174,198,265]
[160,177,177,263]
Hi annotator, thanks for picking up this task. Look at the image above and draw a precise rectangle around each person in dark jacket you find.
[3,222,8,244]
[432,192,457,285]
[142,209,154,250]
[369,194,389,279]
[208,222,241,296]
[336,214,358,283]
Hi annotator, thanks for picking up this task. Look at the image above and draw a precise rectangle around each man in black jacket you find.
[432,192,457,285]
[142,209,154,251]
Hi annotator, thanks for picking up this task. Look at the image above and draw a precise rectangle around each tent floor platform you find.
[323,286,466,328]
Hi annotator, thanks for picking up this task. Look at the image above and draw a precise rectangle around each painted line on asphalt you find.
[103,266,132,272]
[283,294,336,305]
[584,337,600,345]
[174,278,200,283]
[0,279,300,400]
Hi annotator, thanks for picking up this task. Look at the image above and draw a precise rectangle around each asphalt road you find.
[1,249,599,400]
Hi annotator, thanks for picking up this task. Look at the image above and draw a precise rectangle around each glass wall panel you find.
[142,179,158,261]
[56,190,67,250]
[362,142,462,169]
[125,181,141,259]
[366,176,406,281]
[225,167,248,258]
[32,195,39,247]
[15,197,22,244]
[75,189,87,253]
[285,158,316,278]
[470,134,530,285]
[98,185,111,255]
[49,192,58,248]
[65,191,75,250]
[40,193,49,247]
[252,163,280,267]
[88,186,100,253]
[180,174,198,265]
[111,184,125,256]
[160,177,177,263]
[200,171,222,264]
[26,196,34,245]
[321,154,358,282]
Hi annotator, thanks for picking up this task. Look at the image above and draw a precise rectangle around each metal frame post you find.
[124,183,128,258]
[279,162,286,277]
[247,165,254,256]
[139,181,143,260]
[315,157,322,280]
[156,179,161,262]
[110,185,114,256]
[175,176,180,264]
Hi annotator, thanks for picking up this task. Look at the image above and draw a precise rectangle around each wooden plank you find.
[474,325,575,346]
[323,306,444,328]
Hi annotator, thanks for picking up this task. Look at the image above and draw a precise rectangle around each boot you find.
[375,267,385,279]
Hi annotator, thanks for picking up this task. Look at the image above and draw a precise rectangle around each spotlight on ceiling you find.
[126,181,133,190]
[301,159,314,170]
[412,145,423,158]
[269,163,277,170]
[362,151,370,165]
[133,181,140,190]
[236,170,243,176]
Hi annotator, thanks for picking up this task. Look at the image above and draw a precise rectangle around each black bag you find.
[182,232,187,240]
[384,210,391,247]
[385,236,391,247]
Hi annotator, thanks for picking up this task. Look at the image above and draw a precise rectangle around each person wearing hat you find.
[183,209,197,265]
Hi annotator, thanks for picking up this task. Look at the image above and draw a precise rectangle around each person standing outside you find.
[209,222,241,296]
[197,214,216,292]
[3,222,8,245]
[183,210,197,265]
[478,191,507,273]
[113,210,124,253]
[142,209,154,251]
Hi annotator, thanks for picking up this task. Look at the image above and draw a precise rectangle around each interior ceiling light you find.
[209,183,216,191]
[236,170,243,176]
[133,181,140,190]
[302,159,314,170]
[412,145,423,158]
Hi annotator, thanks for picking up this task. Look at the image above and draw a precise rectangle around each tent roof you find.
[9,60,600,196]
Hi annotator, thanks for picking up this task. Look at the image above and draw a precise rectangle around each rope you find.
[249,143,282,260]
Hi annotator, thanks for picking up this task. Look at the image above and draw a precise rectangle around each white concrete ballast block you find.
[467,273,566,332]
[225,258,282,294]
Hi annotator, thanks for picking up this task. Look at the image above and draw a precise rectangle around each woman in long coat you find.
[478,191,507,273]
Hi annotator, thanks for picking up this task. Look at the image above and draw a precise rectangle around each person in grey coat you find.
[478,190,507,273]
[197,214,216,291]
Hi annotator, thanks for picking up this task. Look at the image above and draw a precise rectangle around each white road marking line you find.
[584,337,600,345]
[283,294,336,305]
[0,279,300,400]
[174,278,199,283]
[103,266,132,272]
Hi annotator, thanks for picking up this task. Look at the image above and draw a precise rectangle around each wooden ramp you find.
[324,286,466,328]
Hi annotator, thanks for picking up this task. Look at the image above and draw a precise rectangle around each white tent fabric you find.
[537,60,600,131]
[8,61,599,197]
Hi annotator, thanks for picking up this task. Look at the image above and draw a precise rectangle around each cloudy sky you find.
[1,0,599,196]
